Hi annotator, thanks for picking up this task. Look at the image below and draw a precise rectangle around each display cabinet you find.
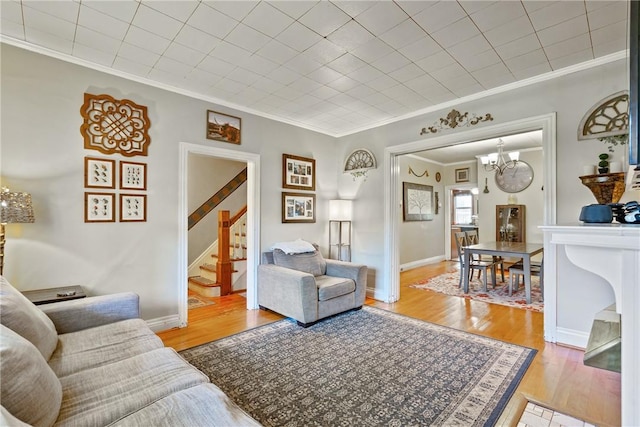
[496,205,526,242]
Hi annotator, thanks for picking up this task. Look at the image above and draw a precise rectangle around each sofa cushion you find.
[48,318,164,377]
[0,325,62,427]
[109,383,260,427]
[0,276,58,360]
[315,275,356,301]
[55,348,208,426]
[273,249,326,276]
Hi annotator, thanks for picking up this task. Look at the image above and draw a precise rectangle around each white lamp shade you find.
[480,156,489,165]
[509,151,520,161]
[329,200,352,221]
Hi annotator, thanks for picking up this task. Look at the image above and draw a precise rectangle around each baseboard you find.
[146,315,183,333]
[366,286,389,302]
[556,327,589,349]
[400,255,446,272]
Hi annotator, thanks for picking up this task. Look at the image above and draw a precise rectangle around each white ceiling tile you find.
[233,86,269,104]
[366,74,400,91]
[587,1,627,30]
[543,33,591,60]
[471,62,515,88]
[527,1,586,31]
[431,17,481,49]
[398,36,441,62]
[131,4,183,40]
[331,1,377,18]
[413,1,466,34]
[549,48,594,70]
[284,53,322,75]
[395,1,438,16]
[242,2,293,38]
[117,42,161,67]
[371,50,410,74]
[379,19,427,50]
[255,39,298,65]
[187,3,238,39]
[590,21,627,47]
[188,68,222,85]
[450,82,485,97]
[585,1,618,12]
[268,66,302,85]
[226,67,262,85]
[593,38,626,57]
[345,84,377,99]
[495,34,543,60]
[457,49,501,72]
[143,1,198,23]
[23,7,76,41]
[299,2,350,37]
[521,1,555,14]
[78,5,131,40]
[469,1,526,32]
[242,55,280,75]
[273,85,304,101]
[163,42,206,67]
[309,85,341,100]
[75,26,121,55]
[305,39,347,64]
[537,15,588,47]
[289,76,323,94]
[388,63,424,83]
[213,77,247,94]
[329,21,375,53]
[24,26,73,53]
[154,56,192,76]
[147,66,184,86]
[429,63,470,82]
[196,55,236,77]
[348,64,384,84]
[210,41,252,67]
[327,53,366,74]
[174,25,220,54]
[380,83,416,101]
[73,43,115,66]
[124,26,170,55]
[251,76,285,94]
[483,15,535,47]
[458,1,497,15]
[113,56,152,77]
[427,91,456,104]
[82,1,139,23]
[270,1,318,20]
[22,1,79,23]
[204,1,258,21]
[276,21,322,52]
[0,19,24,39]
[404,74,441,93]
[415,50,456,73]
[511,62,552,79]
[1,1,23,24]
[355,2,408,36]
[326,75,359,92]
[225,23,271,53]
[448,35,491,59]
[504,49,549,72]
[351,38,394,63]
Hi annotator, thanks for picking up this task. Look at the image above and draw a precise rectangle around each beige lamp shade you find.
[329,200,352,221]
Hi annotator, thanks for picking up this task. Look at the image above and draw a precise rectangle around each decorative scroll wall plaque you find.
[578,91,629,140]
[420,109,493,135]
[80,93,151,157]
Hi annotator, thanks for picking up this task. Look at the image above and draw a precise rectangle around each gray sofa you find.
[0,277,259,427]
[258,250,367,327]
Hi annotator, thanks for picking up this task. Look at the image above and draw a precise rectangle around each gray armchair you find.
[258,250,367,327]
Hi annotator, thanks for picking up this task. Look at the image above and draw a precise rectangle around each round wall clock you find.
[494,161,534,193]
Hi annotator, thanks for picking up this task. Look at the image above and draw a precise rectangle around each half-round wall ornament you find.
[80,93,151,157]
[578,91,629,140]
[344,149,377,180]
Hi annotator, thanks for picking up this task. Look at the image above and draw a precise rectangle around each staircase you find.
[188,208,247,297]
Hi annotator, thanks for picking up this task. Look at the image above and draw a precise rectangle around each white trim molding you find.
[400,255,446,272]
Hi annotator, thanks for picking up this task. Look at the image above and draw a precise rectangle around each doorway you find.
[178,142,261,328]
[384,114,557,303]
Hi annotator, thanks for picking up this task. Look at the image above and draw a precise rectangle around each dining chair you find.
[454,231,496,291]
[464,230,505,284]
[508,257,544,301]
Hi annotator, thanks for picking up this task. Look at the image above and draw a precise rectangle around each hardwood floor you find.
[158,261,621,426]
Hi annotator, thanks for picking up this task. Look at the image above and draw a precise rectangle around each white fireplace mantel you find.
[541,224,640,426]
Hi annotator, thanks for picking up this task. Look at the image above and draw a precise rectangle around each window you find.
[453,192,473,224]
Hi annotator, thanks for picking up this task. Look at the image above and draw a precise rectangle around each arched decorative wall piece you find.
[344,148,377,180]
[80,93,151,157]
[578,91,629,140]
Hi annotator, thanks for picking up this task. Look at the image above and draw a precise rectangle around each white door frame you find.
[444,182,478,260]
[384,114,556,303]
[178,142,260,326]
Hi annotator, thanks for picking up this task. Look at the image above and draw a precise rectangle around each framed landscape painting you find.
[403,182,434,221]
[282,192,315,223]
[282,153,315,191]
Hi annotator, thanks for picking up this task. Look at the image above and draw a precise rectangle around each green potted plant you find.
[598,153,610,174]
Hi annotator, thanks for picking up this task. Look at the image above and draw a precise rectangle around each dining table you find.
[462,241,544,304]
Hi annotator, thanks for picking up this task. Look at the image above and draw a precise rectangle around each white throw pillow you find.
[0,325,62,427]
[270,239,316,254]
[0,276,59,360]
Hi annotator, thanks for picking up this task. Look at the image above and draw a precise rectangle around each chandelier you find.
[480,139,519,175]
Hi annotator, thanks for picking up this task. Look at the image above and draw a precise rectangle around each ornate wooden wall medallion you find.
[80,93,151,157]
[578,91,629,140]
[420,109,493,135]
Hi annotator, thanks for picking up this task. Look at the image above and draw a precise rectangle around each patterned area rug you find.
[187,294,215,309]
[410,270,543,312]
[181,307,536,426]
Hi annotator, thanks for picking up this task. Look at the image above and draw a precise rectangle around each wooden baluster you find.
[217,210,232,296]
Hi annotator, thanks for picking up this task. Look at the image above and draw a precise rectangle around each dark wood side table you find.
[22,285,86,305]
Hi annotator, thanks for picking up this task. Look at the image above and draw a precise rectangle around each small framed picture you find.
[282,192,315,223]
[120,194,147,222]
[84,192,115,222]
[206,110,241,144]
[120,161,147,190]
[84,157,115,189]
[455,168,470,183]
[282,153,315,191]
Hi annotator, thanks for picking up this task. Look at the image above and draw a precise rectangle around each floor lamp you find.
[0,187,35,276]
[329,200,352,261]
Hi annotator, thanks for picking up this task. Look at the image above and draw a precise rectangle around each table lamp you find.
[0,187,35,276]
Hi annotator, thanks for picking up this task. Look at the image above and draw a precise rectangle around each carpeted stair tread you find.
[199,263,216,272]
[188,276,218,287]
